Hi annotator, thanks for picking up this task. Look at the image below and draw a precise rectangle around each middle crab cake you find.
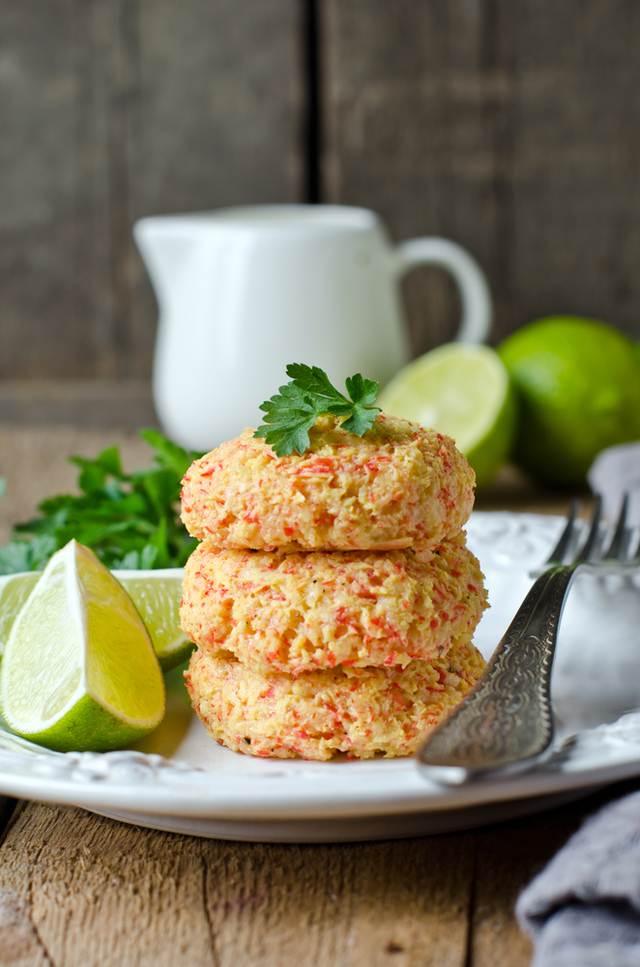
[180,532,489,675]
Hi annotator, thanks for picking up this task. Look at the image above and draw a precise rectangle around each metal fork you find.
[416,494,639,785]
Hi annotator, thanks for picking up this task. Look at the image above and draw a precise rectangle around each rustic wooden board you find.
[320,0,640,353]
[0,803,476,967]
[0,0,303,381]
[470,811,579,966]
[1,782,637,967]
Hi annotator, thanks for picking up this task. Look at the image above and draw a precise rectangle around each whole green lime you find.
[498,316,640,486]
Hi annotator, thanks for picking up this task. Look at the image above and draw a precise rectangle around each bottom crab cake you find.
[180,534,488,674]
[185,641,486,760]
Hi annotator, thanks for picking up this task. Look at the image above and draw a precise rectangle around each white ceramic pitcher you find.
[134,204,492,451]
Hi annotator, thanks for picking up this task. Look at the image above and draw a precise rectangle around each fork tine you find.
[625,505,640,564]
[602,493,630,561]
[545,499,580,566]
[574,494,603,563]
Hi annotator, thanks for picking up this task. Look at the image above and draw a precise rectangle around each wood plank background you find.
[0,0,303,380]
[321,0,640,350]
[1,0,640,374]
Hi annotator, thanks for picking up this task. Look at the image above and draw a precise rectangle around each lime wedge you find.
[378,343,516,488]
[115,570,194,672]
[0,572,40,656]
[0,567,192,672]
[0,540,166,752]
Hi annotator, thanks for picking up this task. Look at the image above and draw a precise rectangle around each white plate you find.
[2,511,640,843]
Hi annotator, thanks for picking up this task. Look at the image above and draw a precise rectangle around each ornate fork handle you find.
[417,564,578,785]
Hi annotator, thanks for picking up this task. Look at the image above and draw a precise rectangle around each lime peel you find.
[498,316,640,486]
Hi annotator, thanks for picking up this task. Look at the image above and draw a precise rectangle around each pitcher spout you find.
[133,217,194,306]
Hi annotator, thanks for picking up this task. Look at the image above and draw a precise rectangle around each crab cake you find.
[185,640,486,760]
[180,413,475,552]
[180,533,488,675]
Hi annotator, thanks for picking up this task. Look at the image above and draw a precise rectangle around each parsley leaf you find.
[254,363,381,456]
[0,430,203,575]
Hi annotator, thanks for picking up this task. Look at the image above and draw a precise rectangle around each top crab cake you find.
[181,412,475,552]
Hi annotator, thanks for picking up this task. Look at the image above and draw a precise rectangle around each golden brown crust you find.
[180,534,488,674]
[180,413,475,552]
[185,641,486,760]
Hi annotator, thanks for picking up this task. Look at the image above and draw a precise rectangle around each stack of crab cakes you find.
[180,413,488,760]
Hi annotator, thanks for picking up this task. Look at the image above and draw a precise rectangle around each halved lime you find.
[0,567,192,672]
[378,343,516,488]
[0,540,166,752]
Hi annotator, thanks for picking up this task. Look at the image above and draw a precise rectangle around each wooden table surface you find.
[0,417,626,967]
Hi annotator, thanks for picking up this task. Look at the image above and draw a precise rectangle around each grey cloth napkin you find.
[517,790,640,966]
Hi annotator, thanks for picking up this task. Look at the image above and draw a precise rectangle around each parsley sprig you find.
[0,429,202,575]
[254,363,381,457]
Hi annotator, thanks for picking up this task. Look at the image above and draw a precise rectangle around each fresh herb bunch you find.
[0,429,201,575]
[254,363,381,457]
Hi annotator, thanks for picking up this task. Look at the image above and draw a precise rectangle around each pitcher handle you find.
[395,237,492,344]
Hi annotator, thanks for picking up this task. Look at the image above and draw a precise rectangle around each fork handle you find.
[417,565,577,785]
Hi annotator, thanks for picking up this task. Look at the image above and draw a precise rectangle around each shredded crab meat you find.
[180,410,486,760]
[180,413,475,552]
[180,534,488,675]
[185,642,486,760]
